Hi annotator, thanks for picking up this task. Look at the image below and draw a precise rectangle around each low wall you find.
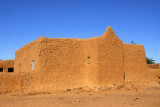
[148,63,160,69]
[123,44,155,82]
[0,73,34,94]
[0,73,22,93]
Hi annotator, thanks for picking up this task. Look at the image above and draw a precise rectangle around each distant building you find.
[0,60,14,73]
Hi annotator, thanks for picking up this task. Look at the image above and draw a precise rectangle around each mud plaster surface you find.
[0,26,159,94]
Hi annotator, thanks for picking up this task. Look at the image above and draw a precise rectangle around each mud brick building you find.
[0,26,159,94]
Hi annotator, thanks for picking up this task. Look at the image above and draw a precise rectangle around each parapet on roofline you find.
[15,26,143,54]
[123,43,145,47]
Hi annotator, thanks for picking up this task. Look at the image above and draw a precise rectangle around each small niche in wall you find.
[123,72,125,80]
[88,57,90,64]
[19,63,21,72]
[0,68,3,72]
[32,60,35,70]
[8,68,14,72]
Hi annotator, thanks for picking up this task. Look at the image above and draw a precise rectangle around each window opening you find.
[8,68,14,72]
[32,61,35,70]
[19,63,21,72]
[0,68,3,72]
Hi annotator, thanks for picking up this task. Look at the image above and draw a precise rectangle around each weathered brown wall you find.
[123,44,147,81]
[0,73,22,93]
[123,44,157,84]
[13,27,125,93]
[0,60,14,73]
[82,27,125,87]
[147,63,160,84]
[148,63,160,69]
[83,37,99,86]
[0,73,34,94]
[14,39,41,73]
[1,26,159,94]
[31,38,86,92]
[96,27,124,86]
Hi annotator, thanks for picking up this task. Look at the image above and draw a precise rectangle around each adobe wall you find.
[123,44,157,85]
[148,63,160,69]
[0,60,14,73]
[0,73,34,94]
[14,39,41,73]
[0,73,22,93]
[31,38,86,92]
[13,37,88,93]
[83,37,99,86]
[35,27,124,91]
[14,38,47,93]
[147,63,160,84]
[96,27,124,86]
[82,27,125,87]
[1,26,159,94]
[12,27,125,93]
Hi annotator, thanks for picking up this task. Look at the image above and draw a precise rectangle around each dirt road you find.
[0,88,160,107]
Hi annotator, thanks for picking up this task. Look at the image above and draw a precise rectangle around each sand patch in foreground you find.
[0,88,160,107]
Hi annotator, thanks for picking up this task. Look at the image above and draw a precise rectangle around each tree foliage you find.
[146,57,156,64]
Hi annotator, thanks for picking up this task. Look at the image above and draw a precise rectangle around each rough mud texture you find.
[148,63,160,69]
[14,39,40,73]
[123,44,160,88]
[0,73,34,94]
[96,27,124,86]
[0,26,159,94]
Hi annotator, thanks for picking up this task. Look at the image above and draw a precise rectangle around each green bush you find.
[146,57,156,64]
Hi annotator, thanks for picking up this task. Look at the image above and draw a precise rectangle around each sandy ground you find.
[0,88,160,107]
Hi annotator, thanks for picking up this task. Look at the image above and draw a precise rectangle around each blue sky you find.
[0,0,160,63]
